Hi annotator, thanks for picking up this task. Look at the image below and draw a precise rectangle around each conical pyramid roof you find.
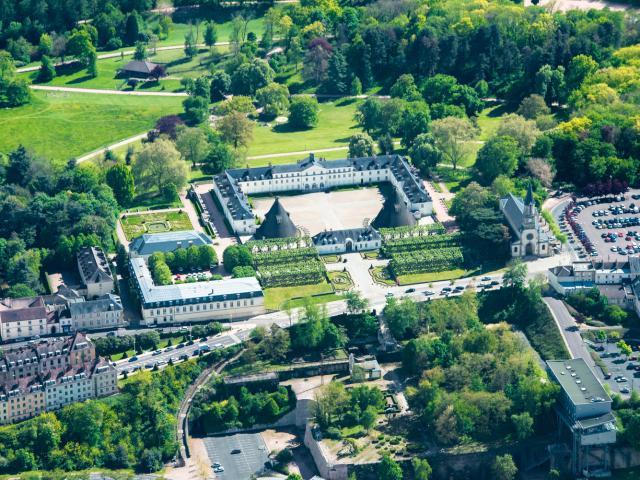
[372,188,416,229]
[254,198,298,239]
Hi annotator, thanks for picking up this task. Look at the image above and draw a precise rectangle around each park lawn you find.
[0,90,183,166]
[397,268,468,285]
[120,210,194,240]
[435,165,472,193]
[151,16,267,47]
[247,99,363,158]
[476,103,511,141]
[263,280,335,310]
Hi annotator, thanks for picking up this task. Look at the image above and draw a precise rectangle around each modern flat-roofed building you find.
[547,359,616,477]
[0,333,117,424]
[213,153,432,235]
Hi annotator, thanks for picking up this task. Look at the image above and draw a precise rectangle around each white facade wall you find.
[141,296,265,325]
[314,238,382,255]
[71,309,125,331]
[1,317,49,341]
[85,281,113,299]
[216,163,432,236]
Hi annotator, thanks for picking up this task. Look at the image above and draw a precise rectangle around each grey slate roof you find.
[313,227,380,246]
[499,193,550,242]
[0,297,47,324]
[253,198,298,239]
[371,187,416,229]
[214,154,430,221]
[130,230,213,256]
[129,257,263,309]
[120,60,159,75]
[77,246,113,285]
[69,294,122,317]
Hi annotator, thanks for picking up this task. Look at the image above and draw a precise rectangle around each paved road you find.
[30,84,188,96]
[543,297,597,370]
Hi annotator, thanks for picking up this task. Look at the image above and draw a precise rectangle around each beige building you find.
[0,297,54,341]
[77,246,114,298]
[0,333,117,424]
[68,294,125,331]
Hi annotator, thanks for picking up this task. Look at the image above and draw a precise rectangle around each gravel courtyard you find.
[252,188,384,236]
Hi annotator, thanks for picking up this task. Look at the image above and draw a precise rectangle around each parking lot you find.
[561,190,640,260]
[202,433,269,479]
[588,341,640,397]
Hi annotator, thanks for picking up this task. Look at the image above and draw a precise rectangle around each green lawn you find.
[247,146,351,168]
[120,210,194,240]
[328,271,353,292]
[434,166,472,193]
[0,90,183,166]
[397,268,468,285]
[264,281,336,310]
[246,99,362,160]
[150,16,267,47]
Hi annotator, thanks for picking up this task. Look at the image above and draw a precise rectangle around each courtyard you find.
[251,188,384,237]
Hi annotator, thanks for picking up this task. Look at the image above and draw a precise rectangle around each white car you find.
[213,466,224,473]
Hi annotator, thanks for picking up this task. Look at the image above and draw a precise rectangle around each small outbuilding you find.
[119,60,165,79]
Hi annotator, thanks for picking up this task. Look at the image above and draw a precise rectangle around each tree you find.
[67,29,95,66]
[183,95,209,125]
[323,48,349,94]
[218,112,254,150]
[303,37,332,84]
[496,114,540,156]
[155,115,185,140]
[618,340,632,359]
[360,405,377,430]
[379,454,402,480]
[566,54,598,92]
[223,245,253,271]
[412,457,432,480]
[409,133,442,176]
[87,49,98,77]
[527,158,554,187]
[132,138,188,194]
[140,449,163,473]
[256,82,290,118]
[184,31,197,58]
[38,33,53,57]
[203,141,235,174]
[517,94,551,120]
[124,12,141,46]
[230,59,274,96]
[491,454,517,480]
[431,117,478,170]
[175,127,209,167]
[391,74,422,101]
[204,22,218,50]
[378,133,394,155]
[503,261,528,290]
[133,42,147,61]
[37,56,56,83]
[350,77,362,96]
[345,290,369,315]
[399,101,431,148]
[210,71,231,102]
[106,163,135,207]
[288,97,319,129]
[511,412,534,440]
[475,136,520,184]
[348,133,375,158]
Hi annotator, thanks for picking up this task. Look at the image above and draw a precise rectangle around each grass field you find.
[120,210,194,240]
[0,90,183,166]
[397,268,468,285]
[263,281,336,310]
[246,99,362,160]
[151,16,267,47]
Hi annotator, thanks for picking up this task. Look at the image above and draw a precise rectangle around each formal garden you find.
[120,210,193,240]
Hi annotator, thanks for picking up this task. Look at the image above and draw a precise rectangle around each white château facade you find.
[213,154,432,235]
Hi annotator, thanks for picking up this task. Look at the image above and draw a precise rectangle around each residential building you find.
[0,333,117,424]
[77,246,114,298]
[313,227,381,254]
[0,297,54,341]
[547,359,616,477]
[68,294,125,331]
[129,256,265,325]
[499,183,552,258]
[129,230,214,258]
[213,154,432,235]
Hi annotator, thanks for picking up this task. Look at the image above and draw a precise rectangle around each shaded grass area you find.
[120,210,193,240]
[263,281,335,310]
[0,91,183,166]
[247,99,363,159]
[434,166,472,193]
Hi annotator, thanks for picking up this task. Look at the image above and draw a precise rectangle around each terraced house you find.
[0,333,117,424]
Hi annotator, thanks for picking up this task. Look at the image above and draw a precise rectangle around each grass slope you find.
[246,99,362,161]
[0,91,183,166]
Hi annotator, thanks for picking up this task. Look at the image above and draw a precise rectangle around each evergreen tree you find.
[124,12,141,46]
[37,56,56,83]
[133,42,147,61]
[87,49,98,77]
[323,49,348,94]
[106,163,135,207]
[204,22,218,50]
